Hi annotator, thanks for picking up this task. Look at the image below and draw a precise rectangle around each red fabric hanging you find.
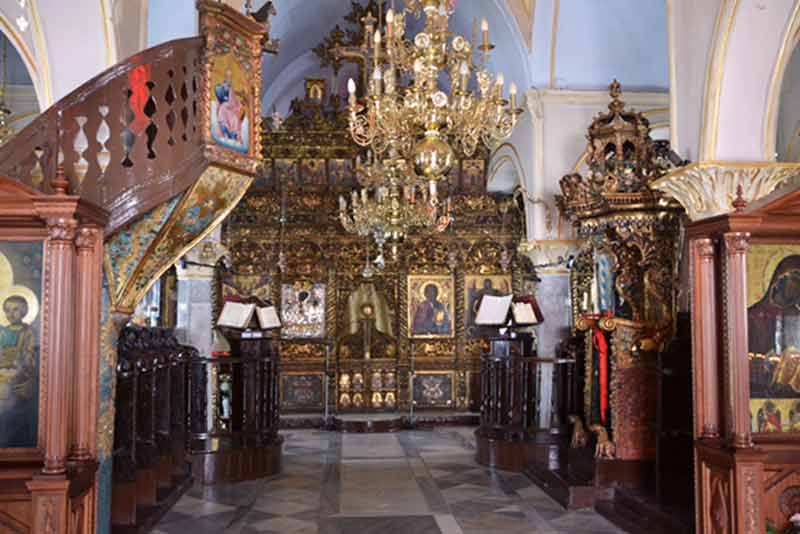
[593,328,609,424]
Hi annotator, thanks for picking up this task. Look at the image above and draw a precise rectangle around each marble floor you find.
[154,428,624,534]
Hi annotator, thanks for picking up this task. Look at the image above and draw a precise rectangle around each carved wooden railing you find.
[0,38,206,234]
[188,336,282,484]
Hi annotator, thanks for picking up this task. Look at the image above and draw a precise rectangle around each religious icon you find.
[352,392,364,408]
[408,275,454,339]
[413,372,454,408]
[352,373,364,391]
[371,392,383,408]
[0,242,43,449]
[339,393,351,408]
[757,400,783,432]
[384,391,396,408]
[747,249,800,426]
[280,374,324,410]
[464,275,512,338]
[339,373,351,390]
[370,371,383,390]
[281,282,326,338]
[210,53,251,154]
[384,372,396,389]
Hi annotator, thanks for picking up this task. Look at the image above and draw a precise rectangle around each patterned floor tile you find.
[247,516,318,533]
[155,429,623,534]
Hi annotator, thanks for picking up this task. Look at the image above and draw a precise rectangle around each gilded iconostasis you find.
[220,80,529,415]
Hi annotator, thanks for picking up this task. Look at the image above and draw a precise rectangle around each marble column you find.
[175,231,230,431]
[519,240,576,429]
[175,229,229,356]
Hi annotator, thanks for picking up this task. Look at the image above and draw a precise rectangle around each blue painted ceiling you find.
[147,0,670,115]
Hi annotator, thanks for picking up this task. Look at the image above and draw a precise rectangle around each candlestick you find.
[481,19,489,50]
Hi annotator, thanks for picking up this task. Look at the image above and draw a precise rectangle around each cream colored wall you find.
[111,0,148,60]
[669,0,719,161]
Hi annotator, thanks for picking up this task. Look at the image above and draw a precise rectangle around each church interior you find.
[2,1,800,533]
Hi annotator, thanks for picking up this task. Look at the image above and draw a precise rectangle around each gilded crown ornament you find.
[556,80,679,220]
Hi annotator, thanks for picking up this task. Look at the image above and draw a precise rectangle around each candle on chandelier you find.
[373,30,381,66]
[459,61,469,90]
[348,78,356,106]
[372,67,382,96]
[510,82,517,109]
[361,188,368,203]
[386,9,394,40]
[351,190,358,205]
[495,73,504,98]
[339,195,346,211]
[481,19,489,49]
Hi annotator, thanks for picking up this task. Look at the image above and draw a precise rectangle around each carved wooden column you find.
[71,225,103,461]
[722,232,751,448]
[26,212,78,534]
[692,238,719,439]
[42,215,78,474]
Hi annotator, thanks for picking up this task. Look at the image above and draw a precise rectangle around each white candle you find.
[481,19,489,49]
[510,82,517,109]
[348,78,356,106]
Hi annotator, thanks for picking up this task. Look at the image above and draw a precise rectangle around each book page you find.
[475,294,513,325]
[512,302,539,325]
[217,302,256,329]
[256,306,282,329]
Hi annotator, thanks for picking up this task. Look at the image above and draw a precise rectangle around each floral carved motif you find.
[46,217,78,242]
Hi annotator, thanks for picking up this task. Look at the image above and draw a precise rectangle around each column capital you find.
[518,239,576,275]
[723,232,750,255]
[651,161,800,221]
[693,237,716,259]
[74,225,102,251]
[46,216,78,242]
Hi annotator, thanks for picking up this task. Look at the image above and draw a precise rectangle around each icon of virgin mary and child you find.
[213,67,250,153]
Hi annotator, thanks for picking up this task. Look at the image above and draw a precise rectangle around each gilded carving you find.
[558,82,682,462]
[224,67,524,413]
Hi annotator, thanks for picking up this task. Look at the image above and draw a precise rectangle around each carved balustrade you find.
[475,335,543,472]
[0,39,205,234]
[188,336,282,484]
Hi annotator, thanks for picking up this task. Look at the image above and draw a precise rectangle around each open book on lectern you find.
[474,294,543,326]
[217,301,281,330]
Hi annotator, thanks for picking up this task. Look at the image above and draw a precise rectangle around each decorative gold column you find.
[692,238,719,439]
[722,232,751,448]
[71,225,103,461]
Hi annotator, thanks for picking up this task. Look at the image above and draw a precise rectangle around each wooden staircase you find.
[0,2,273,533]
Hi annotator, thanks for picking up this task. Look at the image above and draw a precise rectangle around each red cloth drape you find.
[593,328,609,424]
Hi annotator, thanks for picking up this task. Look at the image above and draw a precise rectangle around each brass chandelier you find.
[338,0,522,261]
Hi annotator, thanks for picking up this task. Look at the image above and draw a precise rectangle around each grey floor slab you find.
[154,428,624,534]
